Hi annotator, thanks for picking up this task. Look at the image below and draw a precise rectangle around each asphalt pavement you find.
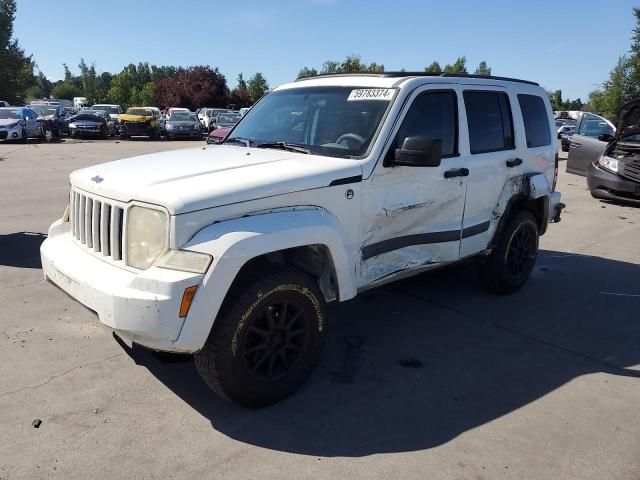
[0,139,639,480]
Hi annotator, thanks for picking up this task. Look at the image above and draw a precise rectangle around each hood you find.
[119,114,153,122]
[617,98,640,139]
[0,119,20,127]
[70,145,362,215]
[209,127,231,138]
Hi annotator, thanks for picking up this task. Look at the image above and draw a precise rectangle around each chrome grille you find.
[620,159,640,183]
[70,189,125,261]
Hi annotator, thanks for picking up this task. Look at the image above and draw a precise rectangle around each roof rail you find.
[295,71,539,86]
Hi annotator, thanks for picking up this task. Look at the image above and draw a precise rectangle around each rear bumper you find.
[41,219,204,352]
[587,162,640,204]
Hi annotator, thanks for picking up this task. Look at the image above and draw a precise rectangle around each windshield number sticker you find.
[347,89,394,101]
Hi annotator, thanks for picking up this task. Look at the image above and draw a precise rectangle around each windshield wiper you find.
[224,137,253,147]
[256,142,310,154]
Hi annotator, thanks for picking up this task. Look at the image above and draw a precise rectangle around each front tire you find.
[195,266,326,408]
[478,210,539,294]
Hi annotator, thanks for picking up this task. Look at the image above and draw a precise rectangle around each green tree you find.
[474,61,491,76]
[443,57,467,74]
[425,61,442,74]
[51,81,81,100]
[0,0,35,103]
[321,60,340,75]
[140,82,155,106]
[247,72,269,103]
[297,66,319,78]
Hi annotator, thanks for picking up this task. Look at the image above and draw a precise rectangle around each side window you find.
[518,94,551,148]
[387,90,458,161]
[578,113,613,137]
[464,91,514,154]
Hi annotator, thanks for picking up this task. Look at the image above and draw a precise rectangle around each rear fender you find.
[490,173,552,246]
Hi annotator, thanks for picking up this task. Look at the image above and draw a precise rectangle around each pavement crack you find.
[396,289,640,379]
[0,353,123,398]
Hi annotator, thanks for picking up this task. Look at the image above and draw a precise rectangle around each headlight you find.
[193,123,200,130]
[166,123,174,129]
[126,206,168,269]
[598,155,618,173]
[5,121,19,129]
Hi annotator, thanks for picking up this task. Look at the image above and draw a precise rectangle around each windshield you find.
[73,113,104,122]
[218,114,241,123]
[92,105,119,115]
[0,109,20,119]
[30,105,57,116]
[170,112,197,122]
[126,108,152,116]
[225,86,395,158]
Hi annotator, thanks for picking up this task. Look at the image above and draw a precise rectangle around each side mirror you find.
[598,133,614,142]
[392,136,442,167]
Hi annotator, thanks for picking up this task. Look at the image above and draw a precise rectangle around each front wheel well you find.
[229,245,340,303]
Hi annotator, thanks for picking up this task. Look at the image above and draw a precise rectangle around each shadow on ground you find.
[116,250,640,456]
[0,232,46,268]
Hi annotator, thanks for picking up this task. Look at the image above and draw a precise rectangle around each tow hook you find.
[552,202,566,223]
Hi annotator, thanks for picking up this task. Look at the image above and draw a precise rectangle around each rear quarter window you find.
[518,94,551,148]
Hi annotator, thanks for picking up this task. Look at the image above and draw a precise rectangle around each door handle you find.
[506,158,523,168]
[444,167,470,178]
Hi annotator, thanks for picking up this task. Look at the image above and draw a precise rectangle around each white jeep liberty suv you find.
[41,73,564,407]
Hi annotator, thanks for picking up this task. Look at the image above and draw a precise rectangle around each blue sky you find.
[14,0,638,100]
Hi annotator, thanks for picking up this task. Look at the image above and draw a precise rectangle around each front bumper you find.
[0,125,23,140]
[122,122,153,136]
[587,162,640,205]
[165,129,201,138]
[41,219,204,352]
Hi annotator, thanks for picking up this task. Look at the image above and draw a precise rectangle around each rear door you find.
[458,87,520,257]
[566,113,614,176]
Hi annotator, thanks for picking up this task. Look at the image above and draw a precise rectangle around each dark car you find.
[68,110,114,139]
[566,112,615,176]
[587,99,640,205]
[215,112,241,129]
[164,111,202,140]
[28,103,66,139]
[560,128,575,152]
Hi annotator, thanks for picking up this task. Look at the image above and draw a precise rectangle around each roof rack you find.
[295,72,539,86]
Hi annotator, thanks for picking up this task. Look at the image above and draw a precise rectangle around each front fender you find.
[175,208,357,351]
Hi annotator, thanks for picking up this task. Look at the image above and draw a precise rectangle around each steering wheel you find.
[336,133,366,149]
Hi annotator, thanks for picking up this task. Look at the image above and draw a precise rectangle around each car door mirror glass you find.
[598,133,614,142]
[393,136,442,167]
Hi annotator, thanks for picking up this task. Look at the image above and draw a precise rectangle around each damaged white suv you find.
[41,73,563,407]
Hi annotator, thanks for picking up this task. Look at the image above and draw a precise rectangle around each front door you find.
[359,87,468,287]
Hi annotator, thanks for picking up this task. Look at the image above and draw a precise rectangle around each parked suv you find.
[41,73,563,407]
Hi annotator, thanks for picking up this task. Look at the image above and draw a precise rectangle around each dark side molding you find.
[362,221,490,260]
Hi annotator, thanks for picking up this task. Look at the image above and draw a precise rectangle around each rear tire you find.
[195,266,326,408]
[478,210,539,294]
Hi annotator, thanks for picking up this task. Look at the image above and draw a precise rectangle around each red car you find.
[206,126,232,144]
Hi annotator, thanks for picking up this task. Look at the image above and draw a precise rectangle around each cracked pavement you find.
[1,140,639,480]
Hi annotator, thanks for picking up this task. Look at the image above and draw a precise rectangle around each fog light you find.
[12,132,18,138]
[179,286,198,318]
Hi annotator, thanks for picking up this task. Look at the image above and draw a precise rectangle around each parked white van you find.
[41,73,564,407]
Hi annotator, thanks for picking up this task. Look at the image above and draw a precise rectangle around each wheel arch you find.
[489,173,552,249]
[174,208,357,351]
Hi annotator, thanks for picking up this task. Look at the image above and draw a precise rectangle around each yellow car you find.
[118,107,160,140]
